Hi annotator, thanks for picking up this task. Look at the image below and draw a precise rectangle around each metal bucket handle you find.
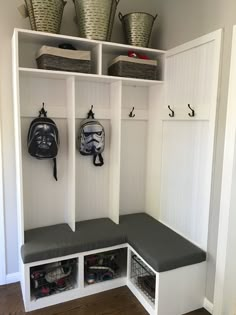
[118,12,123,21]
[153,14,158,21]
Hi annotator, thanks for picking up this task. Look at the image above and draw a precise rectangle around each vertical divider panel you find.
[66,76,76,232]
[145,84,164,220]
[92,44,102,75]
[109,81,122,224]
[12,30,25,246]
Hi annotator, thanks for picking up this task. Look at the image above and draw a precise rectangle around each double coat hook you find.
[129,107,135,118]
[188,104,195,117]
[168,105,175,117]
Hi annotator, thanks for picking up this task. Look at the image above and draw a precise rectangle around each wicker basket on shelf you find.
[73,0,119,41]
[108,56,159,80]
[24,0,66,33]
[36,46,91,73]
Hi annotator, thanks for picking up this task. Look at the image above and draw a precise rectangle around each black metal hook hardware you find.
[38,102,47,117]
[87,105,95,119]
[129,107,135,118]
[188,104,195,117]
[168,105,175,117]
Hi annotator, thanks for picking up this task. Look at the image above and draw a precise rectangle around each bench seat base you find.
[21,244,206,315]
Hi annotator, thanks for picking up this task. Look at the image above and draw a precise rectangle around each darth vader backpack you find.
[27,104,60,180]
[77,106,105,166]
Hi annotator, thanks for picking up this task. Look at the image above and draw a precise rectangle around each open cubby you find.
[84,248,127,286]
[30,258,78,301]
[131,254,156,305]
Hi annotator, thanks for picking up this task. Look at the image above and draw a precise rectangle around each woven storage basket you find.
[36,46,91,73]
[108,56,158,80]
[73,0,119,41]
[24,0,66,33]
[119,12,157,47]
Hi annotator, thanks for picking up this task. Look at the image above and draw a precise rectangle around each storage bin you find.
[24,0,66,33]
[30,258,77,300]
[119,12,157,47]
[36,46,91,73]
[73,0,119,41]
[108,56,158,80]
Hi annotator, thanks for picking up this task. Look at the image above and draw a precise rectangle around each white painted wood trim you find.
[213,26,236,315]
[167,29,222,57]
[66,77,76,231]
[14,28,166,55]
[204,298,213,314]
[12,31,25,249]
[19,67,163,87]
[6,272,21,284]
[0,111,6,285]
[109,81,122,224]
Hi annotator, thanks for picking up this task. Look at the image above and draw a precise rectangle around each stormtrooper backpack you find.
[27,104,60,180]
[77,107,105,166]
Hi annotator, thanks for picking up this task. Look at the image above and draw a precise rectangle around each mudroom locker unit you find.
[12,28,221,314]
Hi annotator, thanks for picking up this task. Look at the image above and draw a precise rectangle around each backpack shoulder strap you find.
[93,153,104,167]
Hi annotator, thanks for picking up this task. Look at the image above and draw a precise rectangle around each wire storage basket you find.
[73,0,119,41]
[30,258,78,300]
[119,12,157,47]
[131,254,156,304]
[24,0,66,33]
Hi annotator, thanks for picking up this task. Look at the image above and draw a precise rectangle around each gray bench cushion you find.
[119,213,206,272]
[22,218,126,264]
[22,214,206,272]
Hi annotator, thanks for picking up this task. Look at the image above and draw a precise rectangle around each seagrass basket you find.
[119,12,157,47]
[73,0,119,41]
[108,56,159,80]
[24,0,66,33]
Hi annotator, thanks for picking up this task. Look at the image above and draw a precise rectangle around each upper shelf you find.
[15,28,166,57]
[14,28,166,86]
[19,67,164,87]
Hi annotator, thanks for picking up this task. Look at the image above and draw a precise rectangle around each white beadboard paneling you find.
[75,119,111,222]
[160,121,209,249]
[19,75,67,116]
[122,85,149,110]
[165,41,214,120]
[120,120,147,214]
[75,80,110,114]
[21,118,69,230]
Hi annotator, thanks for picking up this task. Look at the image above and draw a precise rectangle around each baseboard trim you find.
[6,272,20,284]
[204,298,213,314]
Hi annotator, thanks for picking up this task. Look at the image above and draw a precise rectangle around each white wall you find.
[155,0,236,303]
[0,0,158,277]
[213,26,236,315]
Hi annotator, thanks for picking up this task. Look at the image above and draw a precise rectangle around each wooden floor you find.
[0,283,210,315]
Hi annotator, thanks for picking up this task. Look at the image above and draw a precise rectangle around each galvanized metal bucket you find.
[73,0,119,41]
[24,0,66,33]
[119,12,157,47]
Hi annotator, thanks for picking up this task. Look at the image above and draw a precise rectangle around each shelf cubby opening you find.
[30,258,78,301]
[131,254,156,306]
[18,31,100,74]
[84,248,127,287]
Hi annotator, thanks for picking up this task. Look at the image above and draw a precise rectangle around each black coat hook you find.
[168,105,175,117]
[87,105,95,119]
[38,102,47,117]
[188,104,195,117]
[129,107,135,118]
